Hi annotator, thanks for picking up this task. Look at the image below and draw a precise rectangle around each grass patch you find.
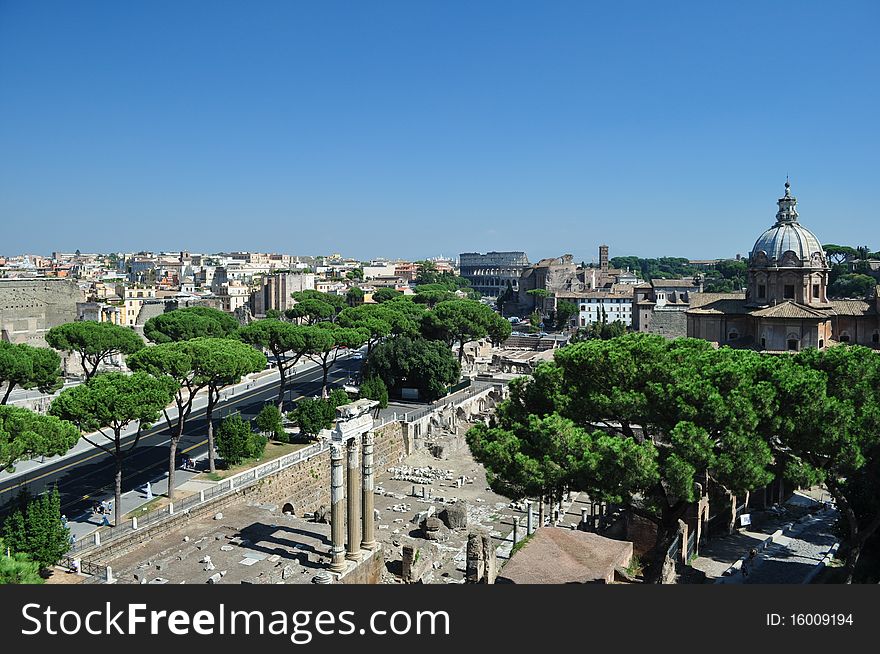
[194,441,307,482]
[122,496,170,520]
[624,554,643,578]
[510,533,533,557]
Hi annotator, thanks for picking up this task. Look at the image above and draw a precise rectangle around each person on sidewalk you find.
[741,548,758,578]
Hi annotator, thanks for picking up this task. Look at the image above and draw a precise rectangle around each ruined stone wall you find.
[0,278,82,345]
[252,421,406,514]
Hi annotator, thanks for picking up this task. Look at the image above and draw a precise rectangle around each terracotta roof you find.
[750,301,833,319]
[497,528,633,584]
[689,292,745,308]
[652,278,700,288]
[686,298,750,315]
[829,300,875,316]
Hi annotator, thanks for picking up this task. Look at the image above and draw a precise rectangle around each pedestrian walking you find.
[741,548,758,578]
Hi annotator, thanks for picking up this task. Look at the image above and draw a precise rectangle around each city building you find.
[459,251,530,298]
[633,278,703,337]
[250,272,316,316]
[686,182,880,351]
[0,278,82,345]
[578,290,635,327]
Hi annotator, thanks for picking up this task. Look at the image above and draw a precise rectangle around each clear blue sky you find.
[1,1,877,263]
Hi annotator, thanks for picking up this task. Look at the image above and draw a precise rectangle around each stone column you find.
[346,438,361,561]
[526,500,534,535]
[329,442,346,573]
[361,432,377,551]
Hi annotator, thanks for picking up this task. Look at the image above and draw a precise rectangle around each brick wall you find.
[251,421,406,514]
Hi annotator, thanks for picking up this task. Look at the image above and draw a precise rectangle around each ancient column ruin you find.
[329,442,346,573]
[346,437,361,561]
[361,431,377,550]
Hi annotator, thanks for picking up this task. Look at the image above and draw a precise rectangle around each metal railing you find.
[68,440,329,556]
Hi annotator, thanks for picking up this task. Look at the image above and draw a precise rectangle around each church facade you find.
[687,182,880,352]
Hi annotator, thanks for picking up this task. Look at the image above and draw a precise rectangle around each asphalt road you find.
[0,354,362,518]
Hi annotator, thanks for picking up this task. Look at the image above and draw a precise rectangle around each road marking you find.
[0,375,286,495]
[1,361,355,503]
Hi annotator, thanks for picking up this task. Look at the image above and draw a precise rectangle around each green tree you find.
[143,306,240,343]
[254,403,286,442]
[49,372,177,526]
[0,405,80,473]
[337,304,393,354]
[127,341,211,502]
[289,397,335,438]
[237,319,310,409]
[328,387,350,408]
[422,299,511,363]
[189,338,266,472]
[528,310,541,333]
[823,244,859,265]
[0,343,63,405]
[555,300,578,330]
[468,335,778,583]
[0,537,43,584]
[359,375,389,409]
[413,287,457,308]
[774,346,880,582]
[215,413,265,466]
[305,324,369,395]
[372,288,402,303]
[346,286,365,307]
[46,322,144,380]
[829,273,875,299]
[2,488,70,570]
[286,290,346,324]
[364,336,460,402]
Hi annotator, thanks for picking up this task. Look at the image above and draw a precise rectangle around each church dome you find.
[749,181,826,269]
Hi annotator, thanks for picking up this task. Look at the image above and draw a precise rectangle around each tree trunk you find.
[206,389,217,473]
[320,352,333,395]
[277,363,287,411]
[643,521,680,584]
[826,482,860,584]
[168,436,178,503]
[114,456,123,528]
[1,382,14,405]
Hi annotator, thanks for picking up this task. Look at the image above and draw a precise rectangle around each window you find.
[783,285,795,299]
[758,284,766,299]
[728,331,739,341]
[840,333,850,343]
[787,339,799,351]
[819,339,824,348]
[761,337,766,349]
[873,333,880,344]
[812,284,820,299]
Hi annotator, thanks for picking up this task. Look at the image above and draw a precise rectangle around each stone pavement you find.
[697,507,838,584]
[741,509,838,584]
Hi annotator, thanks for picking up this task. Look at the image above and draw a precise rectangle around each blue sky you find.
[1,1,877,263]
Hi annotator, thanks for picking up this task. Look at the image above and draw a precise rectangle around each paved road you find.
[0,353,363,521]
[743,510,838,584]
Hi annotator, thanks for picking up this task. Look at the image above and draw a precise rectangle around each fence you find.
[68,440,329,556]
[67,379,505,560]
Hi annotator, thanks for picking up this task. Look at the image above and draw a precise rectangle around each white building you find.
[577,291,633,327]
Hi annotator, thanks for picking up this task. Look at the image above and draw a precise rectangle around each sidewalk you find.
[690,496,838,584]
[0,356,323,484]
[51,351,360,545]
